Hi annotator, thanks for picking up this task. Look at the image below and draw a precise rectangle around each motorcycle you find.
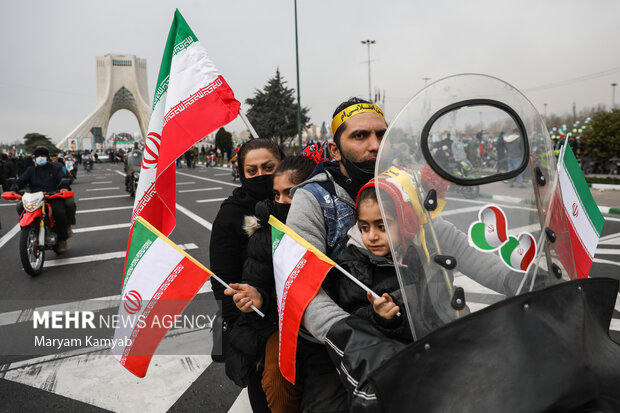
[230,153,240,181]
[206,153,217,167]
[84,157,94,173]
[65,159,77,181]
[2,186,74,276]
[125,149,142,197]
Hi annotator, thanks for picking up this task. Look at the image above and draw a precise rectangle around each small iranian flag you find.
[269,216,336,384]
[113,216,212,377]
[557,142,605,278]
[131,9,240,238]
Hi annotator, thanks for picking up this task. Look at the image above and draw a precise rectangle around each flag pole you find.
[210,273,265,318]
[334,264,401,317]
[238,110,260,140]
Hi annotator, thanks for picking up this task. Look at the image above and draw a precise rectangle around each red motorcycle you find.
[2,190,74,276]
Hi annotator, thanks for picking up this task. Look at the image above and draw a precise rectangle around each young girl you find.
[336,181,414,342]
[224,155,316,413]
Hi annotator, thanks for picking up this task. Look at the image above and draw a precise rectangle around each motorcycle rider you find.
[124,143,142,193]
[11,146,72,253]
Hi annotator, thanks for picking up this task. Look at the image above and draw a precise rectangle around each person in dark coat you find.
[335,182,413,343]
[11,146,71,252]
[224,155,316,413]
[209,138,283,413]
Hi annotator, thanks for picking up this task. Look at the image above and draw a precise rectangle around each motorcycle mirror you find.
[421,99,529,186]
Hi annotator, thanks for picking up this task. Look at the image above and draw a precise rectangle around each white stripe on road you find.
[0,203,15,207]
[176,203,213,231]
[196,197,227,204]
[214,173,230,176]
[593,257,620,267]
[441,206,484,217]
[599,233,620,245]
[92,181,113,184]
[113,170,126,177]
[77,206,133,214]
[603,216,620,223]
[178,187,222,193]
[0,282,213,327]
[595,248,620,255]
[0,223,20,249]
[177,181,196,185]
[79,194,129,201]
[177,171,240,187]
[45,243,198,267]
[86,187,120,192]
[73,223,132,233]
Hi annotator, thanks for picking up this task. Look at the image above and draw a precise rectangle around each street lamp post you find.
[294,0,302,152]
[543,103,548,119]
[361,39,375,102]
[612,83,618,109]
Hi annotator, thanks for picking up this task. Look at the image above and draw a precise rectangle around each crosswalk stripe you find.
[0,223,20,249]
[177,171,239,188]
[77,206,133,214]
[179,187,222,193]
[92,181,113,184]
[45,243,198,267]
[73,223,131,233]
[196,197,227,204]
[86,187,120,192]
[79,194,130,201]
[176,203,213,231]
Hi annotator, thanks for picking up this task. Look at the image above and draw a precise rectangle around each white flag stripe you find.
[165,42,219,115]
[113,238,185,358]
[272,234,309,310]
[558,166,599,258]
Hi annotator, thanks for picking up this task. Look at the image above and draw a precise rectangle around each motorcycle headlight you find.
[134,172,140,180]
[23,201,39,212]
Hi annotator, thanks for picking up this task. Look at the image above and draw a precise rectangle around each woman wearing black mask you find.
[209,138,283,413]
[224,155,316,413]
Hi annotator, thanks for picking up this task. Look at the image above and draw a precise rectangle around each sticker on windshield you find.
[468,204,536,273]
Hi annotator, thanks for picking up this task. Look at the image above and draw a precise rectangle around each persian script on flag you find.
[269,216,335,384]
[113,217,212,378]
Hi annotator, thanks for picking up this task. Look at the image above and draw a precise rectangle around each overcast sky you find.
[1,0,619,145]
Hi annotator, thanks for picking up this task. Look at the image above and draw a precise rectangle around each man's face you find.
[329,112,387,165]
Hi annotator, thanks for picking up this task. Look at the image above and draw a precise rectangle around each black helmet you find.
[33,146,50,158]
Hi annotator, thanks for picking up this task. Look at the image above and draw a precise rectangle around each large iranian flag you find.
[131,9,240,238]
[113,217,212,377]
[557,142,605,278]
[269,216,336,384]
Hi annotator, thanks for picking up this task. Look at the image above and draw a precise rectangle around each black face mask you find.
[341,156,376,192]
[242,174,274,201]
[273,202,291,221]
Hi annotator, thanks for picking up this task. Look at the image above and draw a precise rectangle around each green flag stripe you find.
[271,226,285,255]
[562,145,605,234]
[152,9,199,109]
[123,220,158,287]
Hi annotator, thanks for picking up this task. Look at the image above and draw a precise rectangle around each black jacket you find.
[224,199,282,387]
[12,163,69,192]
[337,244,412,342]
[209,187,260,325]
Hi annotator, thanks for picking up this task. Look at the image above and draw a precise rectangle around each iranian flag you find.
[557,142,605,278]
[131,9,240,238]
[269,216,336,384]
[113,216,212,377]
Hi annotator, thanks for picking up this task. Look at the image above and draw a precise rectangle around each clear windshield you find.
[375,74,576,340]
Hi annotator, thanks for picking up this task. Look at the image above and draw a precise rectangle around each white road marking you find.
[195,197,227,204]
[441,206,484,216]
[178,187,222,193]
[603,216,620,222]
[92,181,113,184]
[177,181,196,185]
[228,389,251,413]
[0,223,20,248]
[77,205,133,214]
[86,187,120,192]
[214,173,229,176]
[72,223,132,233]
[593,257,620,267]
[176,203,213,231]
[177,171,239,188]
[45,243,198,267]
[113,170,126,177]
[0,203,16,207]
[79,194,129,201]
[595,248,620,255]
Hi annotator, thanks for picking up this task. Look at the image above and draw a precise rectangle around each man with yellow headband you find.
[284,97,386,412]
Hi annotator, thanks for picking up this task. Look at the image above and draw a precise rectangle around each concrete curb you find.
[590,183,620,190]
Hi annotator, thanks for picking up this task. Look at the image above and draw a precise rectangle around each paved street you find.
[0,163,619,412]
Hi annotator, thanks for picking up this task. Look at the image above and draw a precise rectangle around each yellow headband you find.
[331,103,385,135]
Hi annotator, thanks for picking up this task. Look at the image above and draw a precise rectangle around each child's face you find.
[357,199,396,257]
[273,171,294,204]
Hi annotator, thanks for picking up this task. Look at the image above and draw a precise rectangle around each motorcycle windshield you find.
[375,74,577,341]
[127,150,143,168]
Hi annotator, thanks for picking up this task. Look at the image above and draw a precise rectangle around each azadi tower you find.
[59,54,151,150]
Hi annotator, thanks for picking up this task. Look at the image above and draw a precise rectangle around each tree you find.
[23,133,59,154]
[245,69,310,147]
[581,109,620,161]
[215,127,233,160]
